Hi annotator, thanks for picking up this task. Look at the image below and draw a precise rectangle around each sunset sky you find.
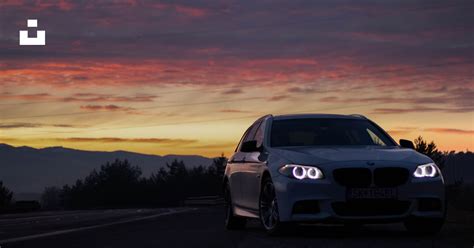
[0,0,473,157]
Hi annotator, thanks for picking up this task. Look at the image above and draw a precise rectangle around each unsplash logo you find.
[19,19,46,46]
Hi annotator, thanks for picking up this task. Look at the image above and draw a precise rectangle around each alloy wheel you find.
[260,180,279,230]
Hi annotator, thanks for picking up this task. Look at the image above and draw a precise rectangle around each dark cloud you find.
[0,122,80,129]
[66,93,157,102]
[0,1,472,93]
[0,92,52,100]
[268,95,290,101]
[0,92,157,102]
[287,86,317,94]
[1,0,472,65]
[321,87,474,113]
[222,88,243,94]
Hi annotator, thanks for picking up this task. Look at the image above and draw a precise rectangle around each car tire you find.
[403,217,444,235]
[259,176,289,235]
[224,182,246,230]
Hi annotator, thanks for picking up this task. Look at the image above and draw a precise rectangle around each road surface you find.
[1,207,473,248]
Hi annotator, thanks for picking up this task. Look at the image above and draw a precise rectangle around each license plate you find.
[347,188,397,199]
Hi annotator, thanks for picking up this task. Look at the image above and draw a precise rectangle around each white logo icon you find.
[19,19,46,46]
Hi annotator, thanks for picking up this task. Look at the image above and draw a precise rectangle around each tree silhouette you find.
[211,153,227,178]
[167,159,188,178]
[0,181,13,211]
[51,156,230,209]
[61,159,143,209]
[414,136,446,168]
[41,186,62,210]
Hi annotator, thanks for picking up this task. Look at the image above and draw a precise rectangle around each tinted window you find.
[234,126,251,152]
[270,118,395,147]
[254,119,267,147]
[237,119,262,151]
[246,120,262,141]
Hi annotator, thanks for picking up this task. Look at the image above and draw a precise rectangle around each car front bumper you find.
[273,174,446,223]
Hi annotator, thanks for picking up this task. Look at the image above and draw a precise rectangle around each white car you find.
[224,114,445,235]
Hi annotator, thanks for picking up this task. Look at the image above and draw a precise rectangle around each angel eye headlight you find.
[279,164,324,180]
[413,163,439,178]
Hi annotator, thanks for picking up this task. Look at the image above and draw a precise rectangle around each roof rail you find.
[350,114,367,119]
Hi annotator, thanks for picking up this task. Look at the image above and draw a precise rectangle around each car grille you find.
[332,199,411,216]
[373,167,409,187]
[333,168,371,187]
[333,167,409,187]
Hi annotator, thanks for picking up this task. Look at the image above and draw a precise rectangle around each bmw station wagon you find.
[223,114,445,235]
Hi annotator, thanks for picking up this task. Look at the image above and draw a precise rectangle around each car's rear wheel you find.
[403,217,444,235]
[224,182,246,230]
[259,176,288,235]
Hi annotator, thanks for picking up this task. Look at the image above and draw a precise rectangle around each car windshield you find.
[270,118,396,147]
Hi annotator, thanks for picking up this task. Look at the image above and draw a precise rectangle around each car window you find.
[234,126,252,152]
[367,129,387,146]
[237,119,262,152]
[254,119,266,147]
[243,119,262,143]
[270,118,396,147]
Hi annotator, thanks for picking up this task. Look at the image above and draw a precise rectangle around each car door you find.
[240,118,268,211]
[227,124,256,208]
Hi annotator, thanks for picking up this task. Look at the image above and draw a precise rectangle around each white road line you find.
[0,208,196,244]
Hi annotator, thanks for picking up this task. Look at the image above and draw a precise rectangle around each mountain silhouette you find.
[0,143,213,194]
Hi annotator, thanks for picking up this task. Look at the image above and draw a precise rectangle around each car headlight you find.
[278,164,324,180]
[413,163,439,178]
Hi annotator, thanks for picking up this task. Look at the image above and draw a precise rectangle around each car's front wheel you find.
[224,182,246,230]
[259,176,288,235]
[403,217,444,235]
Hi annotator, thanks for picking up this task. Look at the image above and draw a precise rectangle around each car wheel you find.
[403,217,444,235]
[224,182,246,230]
[259,176,287,235]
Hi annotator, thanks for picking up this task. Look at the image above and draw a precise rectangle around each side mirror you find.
[241,140,260,153]
[399,139,415,149]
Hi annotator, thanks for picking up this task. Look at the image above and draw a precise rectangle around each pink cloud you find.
[80,104,134,112]
[153,3,209,17]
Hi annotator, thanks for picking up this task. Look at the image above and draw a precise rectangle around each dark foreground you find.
[1,207,473,248]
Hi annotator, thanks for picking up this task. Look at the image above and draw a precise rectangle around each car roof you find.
[271,113,367,121]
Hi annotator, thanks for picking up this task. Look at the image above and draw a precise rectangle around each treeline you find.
[41,156,227,210]
[1,136,473,212]
[0,181,13,212]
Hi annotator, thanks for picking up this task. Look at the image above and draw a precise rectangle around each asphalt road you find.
[1,207,473,248]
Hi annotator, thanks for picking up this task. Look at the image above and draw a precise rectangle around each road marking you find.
[0,208,196,244]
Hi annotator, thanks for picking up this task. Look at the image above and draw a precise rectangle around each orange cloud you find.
[219,109,251,113]
[372,106,474,114]
[425,128,474,135]
[59,137,198,144]
[268,95,290,101]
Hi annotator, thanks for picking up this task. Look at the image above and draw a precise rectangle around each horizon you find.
[1,138,472,158]
[1,1,473,157]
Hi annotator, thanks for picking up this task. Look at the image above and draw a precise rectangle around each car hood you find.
[269,146,432,165]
